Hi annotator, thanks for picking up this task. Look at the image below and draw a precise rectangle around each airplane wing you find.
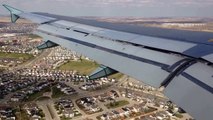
[3,4,213,120]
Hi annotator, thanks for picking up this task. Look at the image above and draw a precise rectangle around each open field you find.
[26,87,51,101]
[57,59,124,79]
[15,108,29,120]
[51,86,67,98]
[0,16,32,23]
[57,60,99,75]
[28,34,42,39]
[109,73,123,80]
[0,52,34,60]
[105,100,129,109]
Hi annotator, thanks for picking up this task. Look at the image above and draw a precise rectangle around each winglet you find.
[89,65,118,80]
[2,4,23,23]
[37,40,59,50]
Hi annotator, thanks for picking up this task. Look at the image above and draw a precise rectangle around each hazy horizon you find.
[0,14,213,19]
[0,0,213,18]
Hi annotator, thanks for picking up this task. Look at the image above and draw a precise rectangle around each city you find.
[0,16,201,120]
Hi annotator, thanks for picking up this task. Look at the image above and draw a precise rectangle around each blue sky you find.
[0,0,213,17]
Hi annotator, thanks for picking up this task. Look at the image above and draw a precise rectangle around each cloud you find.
[172,0,213,6]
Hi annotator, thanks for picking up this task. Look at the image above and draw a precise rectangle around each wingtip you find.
[2,4,22,23]
[2,4,23,14]
[2,4,12,13]
[2,4,9,8]
[2,4,7,8]
[2,4,12,11]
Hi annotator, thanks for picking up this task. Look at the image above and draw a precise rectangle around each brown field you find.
[0,16,32,23]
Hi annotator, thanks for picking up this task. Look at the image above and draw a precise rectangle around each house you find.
[122,107,130,116]
[111,110,119,118]
[32,114,41,120]
[24,103,43,120]
[129,106,139,113]
[117,109,125,117]
[10,93,26,102]
[0,106,15,120]
[89,105,100,112]
[63,109,74,118]
[80,85,88,90]
[107,112,115,120]
[10,97,20,102]
[100,115,107,120]
[56,99,73,109]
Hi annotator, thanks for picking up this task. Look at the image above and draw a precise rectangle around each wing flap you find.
[202,54,213,63]
[164,63,213,120]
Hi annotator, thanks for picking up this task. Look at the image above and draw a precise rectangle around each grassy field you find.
[36,96,51,101]
[0,17,32,23]
[52,86,67,98]
[57,59,124,79]
[57,60,99,75]
[26,87,51,101]
[174,113,183,118]
[105,100,129,109]
[144,107,157,113]
[0,52,34,60]
[16,109,29,120]
[28,34,42,39]
[109,73,123,80]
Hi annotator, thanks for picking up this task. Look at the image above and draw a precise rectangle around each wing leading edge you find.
[3,4,213,120]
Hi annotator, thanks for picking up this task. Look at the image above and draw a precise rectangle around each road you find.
[12,49,52,70]
[34,77,167,120]
[37,100,60,120]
